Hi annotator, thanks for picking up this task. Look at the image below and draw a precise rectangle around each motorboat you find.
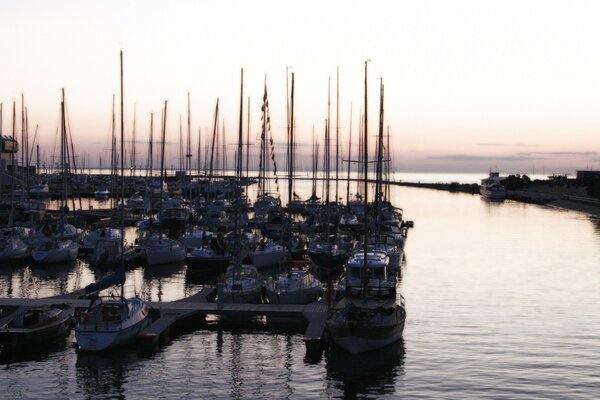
[326,249,406,354]
[480,171,506,200]
[0,304,74,346]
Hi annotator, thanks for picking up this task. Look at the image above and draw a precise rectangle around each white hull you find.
[0,239,30,261]
[252,242,286,269]
[331,330,403,354]
[266,285,322,305]
[144,240,186,265]
[75,298,150,352]
[31,241,79,264]
[327,304,406,354]
[480,188,506,200]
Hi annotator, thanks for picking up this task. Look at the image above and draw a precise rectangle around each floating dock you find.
[0,287,330,355]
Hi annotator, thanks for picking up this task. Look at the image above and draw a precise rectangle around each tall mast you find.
[60,89,67,216]
[21,94,24,181]
[208,99,219,183]
[245,96,250,188]
[120,50,125,271]
[287,72,295,250]
[346,103,352,207]
[186,92,192,176]
[234,69,244,251]
[335,67,340,205]
[131,104,136,176]
[363,60,369,270]
[179,114,183,172]
[148,112,154,178]
[375,78,385,229]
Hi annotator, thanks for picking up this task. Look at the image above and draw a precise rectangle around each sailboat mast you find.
[375,78,385,230]
[120,50,126,269]
[60,90,66,214]
[346,103,352,207]
[336,67,340,205]
[287,72,295,250]
[234,69,244,271]
[208,99,219,183]
[187,92,192,176]
[245,96,250,188]
[363,60,369,270]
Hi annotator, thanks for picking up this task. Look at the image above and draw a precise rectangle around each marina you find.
[3,1,600,397]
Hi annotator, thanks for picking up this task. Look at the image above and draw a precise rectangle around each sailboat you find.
[141,101,186,266]
[75,267,150,351]
[326,63,406,354]
[75,51,151,352]
[220,69,263,304]
[265,71,322,305]
[30,89,79,264]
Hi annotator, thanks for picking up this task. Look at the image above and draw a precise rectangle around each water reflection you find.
[75,347,140,400]
[325,339,406,399]
[0,334,73,365]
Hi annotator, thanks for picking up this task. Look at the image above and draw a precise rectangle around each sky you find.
[1,0,600,175]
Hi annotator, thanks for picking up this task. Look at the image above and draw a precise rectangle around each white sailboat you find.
[75,268,150,352]
[75,51,151,352]
[326,65,406,354]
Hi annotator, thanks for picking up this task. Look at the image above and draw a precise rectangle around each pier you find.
[0,288,330,356]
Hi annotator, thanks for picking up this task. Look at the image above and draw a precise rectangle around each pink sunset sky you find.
[1,0,599,175]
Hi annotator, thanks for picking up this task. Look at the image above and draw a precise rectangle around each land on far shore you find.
[396,176,600,218]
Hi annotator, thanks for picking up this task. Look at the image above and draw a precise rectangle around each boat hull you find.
[31,242,79,264]
[326,304,406,354]
[75,299,150,352]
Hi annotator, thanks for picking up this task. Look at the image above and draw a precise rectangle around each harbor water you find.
[1,183,600,399]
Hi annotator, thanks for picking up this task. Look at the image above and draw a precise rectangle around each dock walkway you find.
[0,287,331,354]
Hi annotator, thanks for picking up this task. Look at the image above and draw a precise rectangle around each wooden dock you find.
[0,287,330,355]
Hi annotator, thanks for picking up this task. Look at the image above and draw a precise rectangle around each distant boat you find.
[28,182,51,198]
[480,171,506,200]
[0,304,74,346]
[94,188,110,199]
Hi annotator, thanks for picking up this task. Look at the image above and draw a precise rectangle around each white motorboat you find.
[480,171,506,200]
[0,304,74,346]
[327,249,406,354]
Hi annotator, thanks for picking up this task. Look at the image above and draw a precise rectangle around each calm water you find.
[2,184,600,399]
